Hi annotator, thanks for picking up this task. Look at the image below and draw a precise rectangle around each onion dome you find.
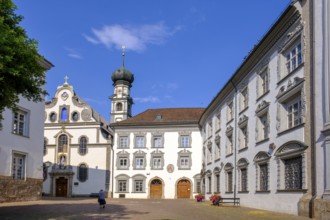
[111,45,134,84]
[111,67,134,83]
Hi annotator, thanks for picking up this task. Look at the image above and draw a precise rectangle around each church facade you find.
[43,80,113,197]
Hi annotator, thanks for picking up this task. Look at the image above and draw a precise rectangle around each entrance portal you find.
[150,179,162,199]
[177,179,191,198]
[56,177,68,197]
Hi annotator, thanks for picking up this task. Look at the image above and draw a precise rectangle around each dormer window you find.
[156,114,162,120]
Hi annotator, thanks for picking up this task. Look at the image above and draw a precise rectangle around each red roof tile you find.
[111,108,205,126]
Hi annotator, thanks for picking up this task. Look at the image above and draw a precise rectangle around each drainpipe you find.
[230,80,238,201]
[309,0,316,218]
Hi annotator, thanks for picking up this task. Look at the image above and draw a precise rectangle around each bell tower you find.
[110,46,134,123]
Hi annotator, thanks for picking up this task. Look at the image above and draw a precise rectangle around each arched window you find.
[78,163,88,182]
[116,103,123,111]
[79,137,87,155]
[58,134,68,153]
[61,107,67,122]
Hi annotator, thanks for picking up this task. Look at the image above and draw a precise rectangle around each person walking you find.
[98,189,106,209]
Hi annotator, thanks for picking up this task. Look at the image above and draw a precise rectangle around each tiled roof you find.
[111,108,205,126]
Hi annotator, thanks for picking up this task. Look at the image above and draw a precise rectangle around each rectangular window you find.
[227,134,233,155]
[12,110,28,136]
[260,70,269,95]
[152,157,162,169]
[119,158,128,169]
[260,114,269,140]
[227,102,233,121]
[208,176,212,193]
[241,168,247,191]
[135,158,144,169]
[180,156,189,169]
[227,171,233,192]
[180,135,190,148]
[118,180,127,192]
[287,100,302,128]
[215,142,221,160]
[285,157,302,190]
[240,126,248,149]
[286,43,302,74]
[260,164,268,191]
[153,136,162,148]
[135,136,144,148]
[135,180,143,192]
[241,88,248,110]
[119,137,128,148]
[215,174,220,193]
[12,153,25,180]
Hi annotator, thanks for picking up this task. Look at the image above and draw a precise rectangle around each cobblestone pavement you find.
[0,197,312,220]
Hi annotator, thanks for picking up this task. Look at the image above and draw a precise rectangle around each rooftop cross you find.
[64,75,69,84]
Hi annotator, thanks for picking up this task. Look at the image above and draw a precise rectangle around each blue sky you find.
[14,0,291,121]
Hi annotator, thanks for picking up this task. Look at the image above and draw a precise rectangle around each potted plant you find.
[195,193,205,202]
[210,192,221,206]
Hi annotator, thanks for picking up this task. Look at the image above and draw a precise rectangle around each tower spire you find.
[121,45,126,69]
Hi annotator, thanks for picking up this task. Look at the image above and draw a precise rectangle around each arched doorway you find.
[177,179,191,198]
[150,179,162,199]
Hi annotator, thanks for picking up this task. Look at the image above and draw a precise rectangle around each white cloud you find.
[65,48,83,59]
[84,22,181,52]
[83,98,107,105]
[135,96,160,103]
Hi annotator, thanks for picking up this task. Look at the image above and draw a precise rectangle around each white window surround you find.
[118,136,129,149]
[132,174,147,193]
[151,132,164,148]
[115,174,130,193]
[238,115,249,150]
[12,151,27,180]
[277,23,304,82]
[227,101,234,122]
[215,112,221,131]
[255,101,270,143]
[177,149,192,170]
[239,86,249,112]
[257,67,270,99]
[213,167,220,193]
[116,151,130,170]
[224,163,234,193]
[237,158,249,192]
[134,136,145,148]
[214,135,221,160]
[226,126,233,155]
[150,150,164,170]
[133,151,147,170]
[254,151,271,192]
[274,141,308,191]
[193,174,202,193]
[12,108,30,137]
[276,77,305,133]
[178,133,191,148]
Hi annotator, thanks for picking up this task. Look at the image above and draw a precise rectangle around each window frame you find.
[12,152,26,180]
[77,163,88,182]
[12,108,30,137]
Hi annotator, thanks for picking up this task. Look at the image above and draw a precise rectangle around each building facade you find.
[0,59,53,202]
[111,108,204,199]
[43,79,113,197]
[199,0,330,218]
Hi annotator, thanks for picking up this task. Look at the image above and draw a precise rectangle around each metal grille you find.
[285,157,302,189]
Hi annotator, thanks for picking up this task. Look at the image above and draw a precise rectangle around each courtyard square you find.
[0,198,310,220]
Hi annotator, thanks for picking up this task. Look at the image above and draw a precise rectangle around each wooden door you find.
[56,177,68,197]
[150,179,162,199]
[177,179,191,198]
